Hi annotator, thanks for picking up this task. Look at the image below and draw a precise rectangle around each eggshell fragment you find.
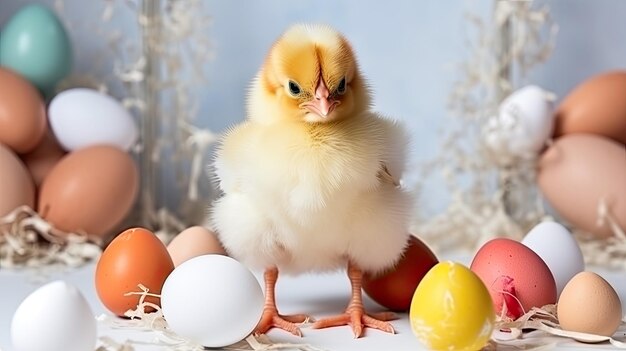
[522,221,584,297]
[471,238,557,320]
[11,281,96,351]
[558,271,622,338]
[537,134,626,238]
[363,235,438,312]
[167,226,227,267]
[554,71,626,145]
[410,261,494,351]
[0,68,46,153]
[484,85,555,158]
[161,255,264,347]
[95,227,174,316]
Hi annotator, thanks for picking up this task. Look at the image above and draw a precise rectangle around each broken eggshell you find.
[11,281,96,351]
[483,85,554,160]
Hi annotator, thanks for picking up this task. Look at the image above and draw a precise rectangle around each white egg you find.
[483,85,554,159]
[49,88,138,151]
[161,254,264,347]
[522,221,585,296]
[11,281,96,351]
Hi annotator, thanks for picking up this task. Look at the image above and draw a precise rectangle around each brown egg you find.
[538,134,626,238]
[554,71,626,144]
[0,68,46,153]
[20,125,66,188]
[362,235,438,312]
[96,227,175,316]
[167,226,227,267]
[0,143,35,217]
[558,271,622,338]
[38,145,138,239]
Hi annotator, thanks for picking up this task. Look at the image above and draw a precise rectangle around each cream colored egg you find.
[167,226,227,267]
[558,271,622,338]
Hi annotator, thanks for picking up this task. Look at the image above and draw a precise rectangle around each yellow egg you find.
[410,261,495,351]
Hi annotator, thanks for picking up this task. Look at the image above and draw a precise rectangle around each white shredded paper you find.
[0,206,101,269]
[492,304,626,349]
[413,0,557,254]
[96,285,328,351]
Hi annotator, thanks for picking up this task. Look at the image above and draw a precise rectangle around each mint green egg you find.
[0,4,72,97]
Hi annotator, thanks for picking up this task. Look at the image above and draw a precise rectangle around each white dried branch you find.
[414,1,556,252]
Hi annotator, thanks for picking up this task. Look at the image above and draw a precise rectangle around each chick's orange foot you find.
[312,308,396,338]
[254,308,308,337]
[254,267,310,337]
[313,262,397,338]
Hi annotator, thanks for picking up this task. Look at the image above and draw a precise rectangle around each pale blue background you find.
[1,0,625,214]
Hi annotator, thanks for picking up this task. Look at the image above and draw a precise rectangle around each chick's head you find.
[258,24,371,123]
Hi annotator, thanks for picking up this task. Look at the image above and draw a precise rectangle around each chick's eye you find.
[337,77,346,94]
[288,80,301,96]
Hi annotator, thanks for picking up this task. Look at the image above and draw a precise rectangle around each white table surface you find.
[0,251,624,351]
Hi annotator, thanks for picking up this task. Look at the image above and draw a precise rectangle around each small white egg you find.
[522,221,585,296]
[49,88,138,151]
[11,280,96,351]
[161,255,264,347]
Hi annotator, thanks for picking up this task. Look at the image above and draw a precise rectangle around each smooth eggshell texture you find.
[521,221,584,297]
[161,255,264,347]
[537,134,626,238]
[48,88,138,151]
[167,226,227,267]
[11,281,96,351]
[95,227,174,316]
[410,261,494,351]
[0,4,72,95]
[558,272,622,337]
[363,235,438,312]
[38,145,138,238]
[0,68,46,154]
[471,238,557,320]
[554,71,626,145]
[0,143,35,217]
[20,125,66,188]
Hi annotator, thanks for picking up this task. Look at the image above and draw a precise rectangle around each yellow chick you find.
[210,24,413,338]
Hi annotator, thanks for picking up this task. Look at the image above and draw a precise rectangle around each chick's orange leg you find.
[313,263,396,338]
[254,267,308,337]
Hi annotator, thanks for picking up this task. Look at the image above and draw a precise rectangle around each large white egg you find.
[161,254,264,347]
[48,88,138,151]
[522,221,585,296]
[11,281,96,351]
[484,85,554,159]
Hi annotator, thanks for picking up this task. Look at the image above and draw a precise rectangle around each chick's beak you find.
[301,78,339,118]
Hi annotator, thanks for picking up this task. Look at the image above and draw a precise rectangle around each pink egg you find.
[470,238,557,320]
